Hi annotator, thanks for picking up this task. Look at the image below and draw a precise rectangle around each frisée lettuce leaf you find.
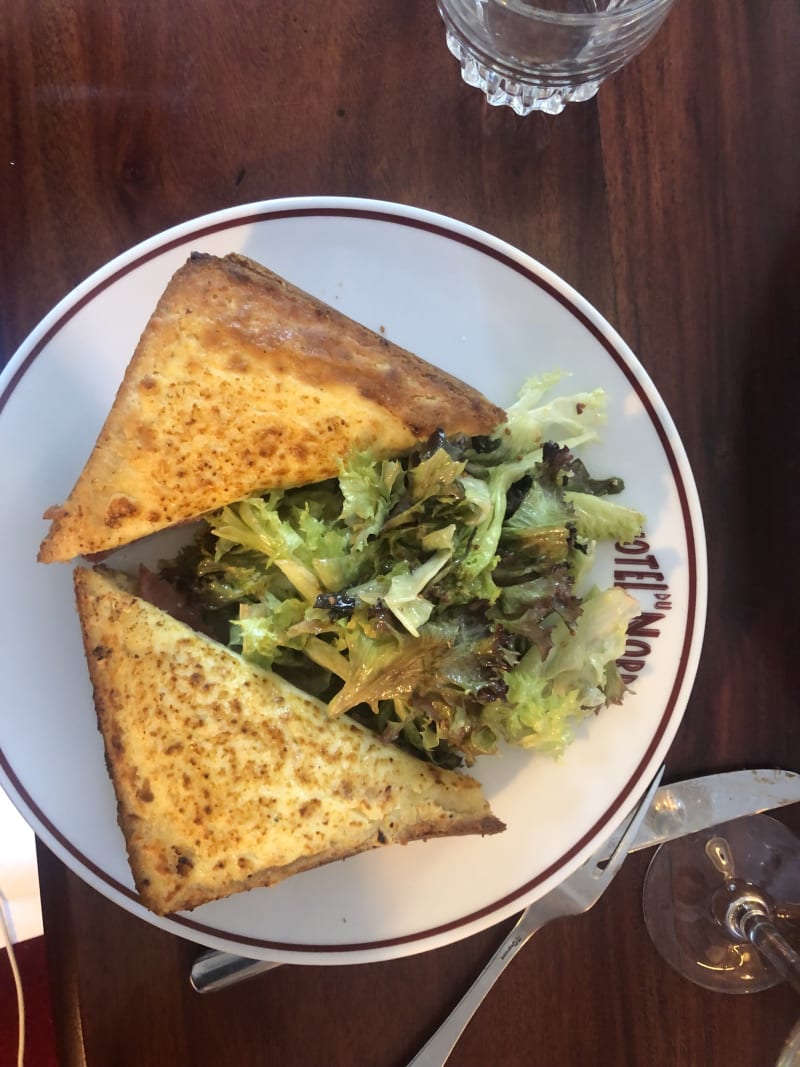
[161,374,646,768]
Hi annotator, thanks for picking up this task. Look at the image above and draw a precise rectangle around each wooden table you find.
[2,2,799,1064]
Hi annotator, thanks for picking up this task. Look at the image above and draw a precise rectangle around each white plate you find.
[0,197,706,965]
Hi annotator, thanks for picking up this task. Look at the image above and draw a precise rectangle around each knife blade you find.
[189,766,800,993]
[629,767,800,852]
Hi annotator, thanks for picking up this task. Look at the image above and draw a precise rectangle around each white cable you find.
[0,896,26,1067]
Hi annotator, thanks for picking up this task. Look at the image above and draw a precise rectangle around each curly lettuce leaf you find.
[349,549,452,637]
[564,490,645,544]
[210,493,363,602]
[326,608,513,765]
[500,373,607,458]
[338,452,403,548]
[483,585,639,754]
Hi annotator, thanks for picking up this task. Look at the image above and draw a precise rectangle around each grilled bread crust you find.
[40,253,504,562]
[73,566,505,915]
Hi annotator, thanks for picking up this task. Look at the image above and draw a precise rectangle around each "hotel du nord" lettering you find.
[613,537,672,686]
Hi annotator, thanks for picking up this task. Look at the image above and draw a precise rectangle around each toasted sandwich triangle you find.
[73,566,505,916]
[39,252,504,562]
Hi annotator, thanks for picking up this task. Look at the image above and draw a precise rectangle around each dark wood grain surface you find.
[3,2,800,1065]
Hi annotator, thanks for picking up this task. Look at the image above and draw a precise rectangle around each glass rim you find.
[491,0,676,24]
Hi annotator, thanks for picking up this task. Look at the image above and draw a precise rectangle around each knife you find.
[189,767,800,993]
[628,767,800,853]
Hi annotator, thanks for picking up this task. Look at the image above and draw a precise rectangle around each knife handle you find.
[190,949,282,993]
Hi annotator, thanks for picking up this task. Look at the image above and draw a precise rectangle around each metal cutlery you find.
[190,767,800,995]
[405,767,665,1066]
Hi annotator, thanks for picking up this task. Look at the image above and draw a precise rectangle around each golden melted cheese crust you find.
[39,253,504,562]
[73,566,504,915]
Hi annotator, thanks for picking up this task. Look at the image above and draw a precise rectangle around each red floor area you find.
[1,936,58,1067]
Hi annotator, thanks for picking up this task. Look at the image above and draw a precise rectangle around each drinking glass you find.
[642,814,800,1063]
[436,0,677,116]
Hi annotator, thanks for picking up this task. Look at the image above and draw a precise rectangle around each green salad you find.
[162,373,645,769]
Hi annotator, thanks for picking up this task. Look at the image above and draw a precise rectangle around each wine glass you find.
[643,813,800,993]
[642,813,800,1062]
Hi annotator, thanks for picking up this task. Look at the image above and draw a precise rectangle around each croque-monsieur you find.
[74,566,504,915]
[38,252,504,563]
[43,253,507,914]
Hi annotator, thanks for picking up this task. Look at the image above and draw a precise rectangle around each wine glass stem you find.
[741,912,800,997]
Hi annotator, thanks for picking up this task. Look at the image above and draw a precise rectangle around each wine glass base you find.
[643,814,800,994]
